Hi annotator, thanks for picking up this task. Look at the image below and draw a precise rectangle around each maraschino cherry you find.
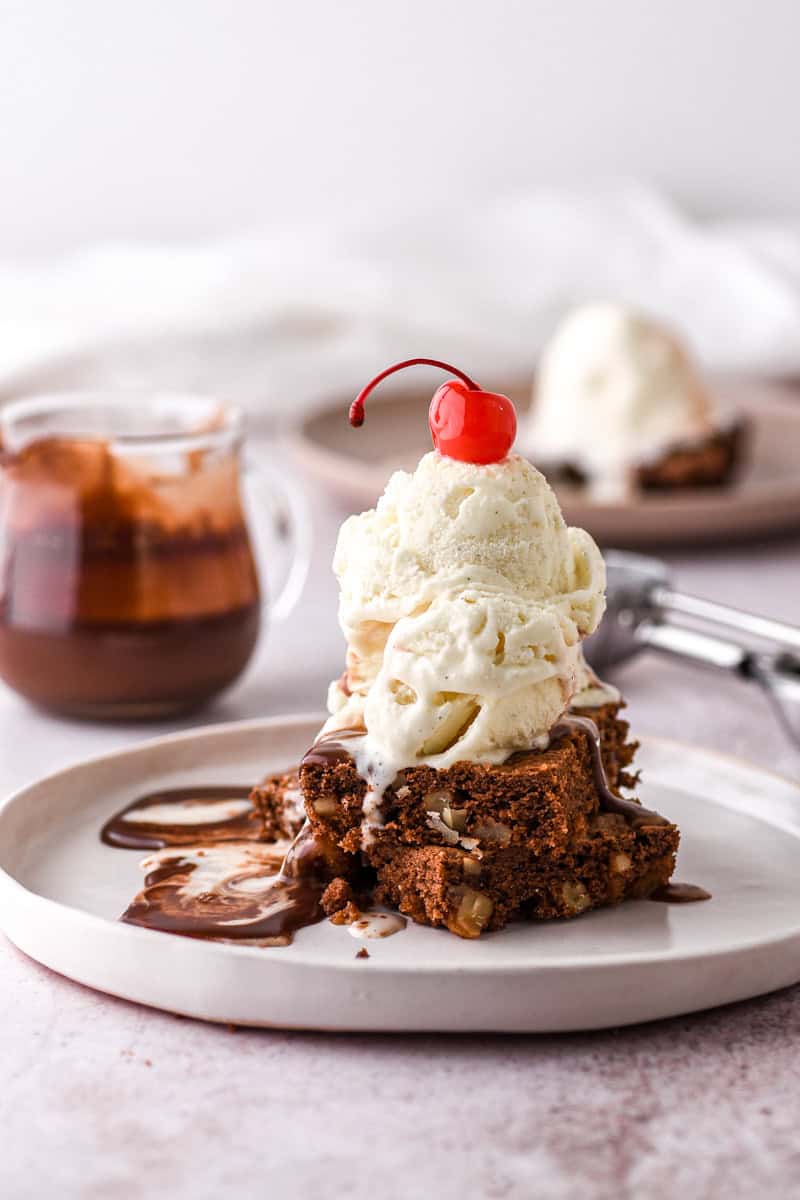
[349,358,517,465]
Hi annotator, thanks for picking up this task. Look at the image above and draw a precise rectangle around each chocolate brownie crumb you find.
[329,902,361,926]
[321,877,355,917]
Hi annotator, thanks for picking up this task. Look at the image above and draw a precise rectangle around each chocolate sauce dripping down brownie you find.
[301,727,366,770]
[549,715,670,829]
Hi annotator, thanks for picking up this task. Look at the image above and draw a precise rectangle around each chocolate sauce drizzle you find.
[551,718,709,902]
[550,715,670,830]
[300,726,366,770]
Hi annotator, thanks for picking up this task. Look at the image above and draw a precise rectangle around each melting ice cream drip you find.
[348,911,407,940]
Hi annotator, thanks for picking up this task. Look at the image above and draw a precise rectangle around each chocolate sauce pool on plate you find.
[121,840,326,946]
[103,787,328,945]
[101,786,259,850]
[650,882,712,904]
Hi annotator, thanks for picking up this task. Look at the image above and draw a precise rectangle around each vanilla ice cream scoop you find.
[526,304,714,500]
[325,450,606,777]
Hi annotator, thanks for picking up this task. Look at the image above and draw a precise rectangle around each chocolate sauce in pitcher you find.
[0,430,261,718]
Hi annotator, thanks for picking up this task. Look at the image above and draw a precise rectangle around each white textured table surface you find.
[1,474,799,1200]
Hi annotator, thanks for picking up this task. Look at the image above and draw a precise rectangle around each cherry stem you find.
[349,358,481,427]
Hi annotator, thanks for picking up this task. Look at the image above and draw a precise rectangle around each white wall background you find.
[1,0,799,257]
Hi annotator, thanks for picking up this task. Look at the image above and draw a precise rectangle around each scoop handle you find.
[637,619,800,750]
[637,620,750,673]
[652,586,800,653]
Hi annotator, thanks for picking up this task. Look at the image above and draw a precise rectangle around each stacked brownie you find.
[251,702,678,939]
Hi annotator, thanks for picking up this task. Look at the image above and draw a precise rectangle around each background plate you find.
[290,375,800,546]
[1,715,800,1033]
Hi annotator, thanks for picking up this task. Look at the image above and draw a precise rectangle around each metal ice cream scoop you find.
[586,551,800,749]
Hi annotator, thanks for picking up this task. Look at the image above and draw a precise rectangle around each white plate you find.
[1,715,800,1033]
[290,375,800,546]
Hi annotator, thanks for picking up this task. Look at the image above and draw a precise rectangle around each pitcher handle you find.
[245,452,312,623]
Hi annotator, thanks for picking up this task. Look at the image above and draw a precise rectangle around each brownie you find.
[291,702,679,938]
[300,704,634,858]
[637,420,745,491]
[545,419,745,495]
[373,815,676,937]
[249,769,305,841]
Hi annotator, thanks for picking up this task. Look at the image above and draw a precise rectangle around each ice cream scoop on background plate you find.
[521,303,745,500]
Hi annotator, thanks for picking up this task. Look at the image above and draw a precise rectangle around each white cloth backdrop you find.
[3,185,800,417]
